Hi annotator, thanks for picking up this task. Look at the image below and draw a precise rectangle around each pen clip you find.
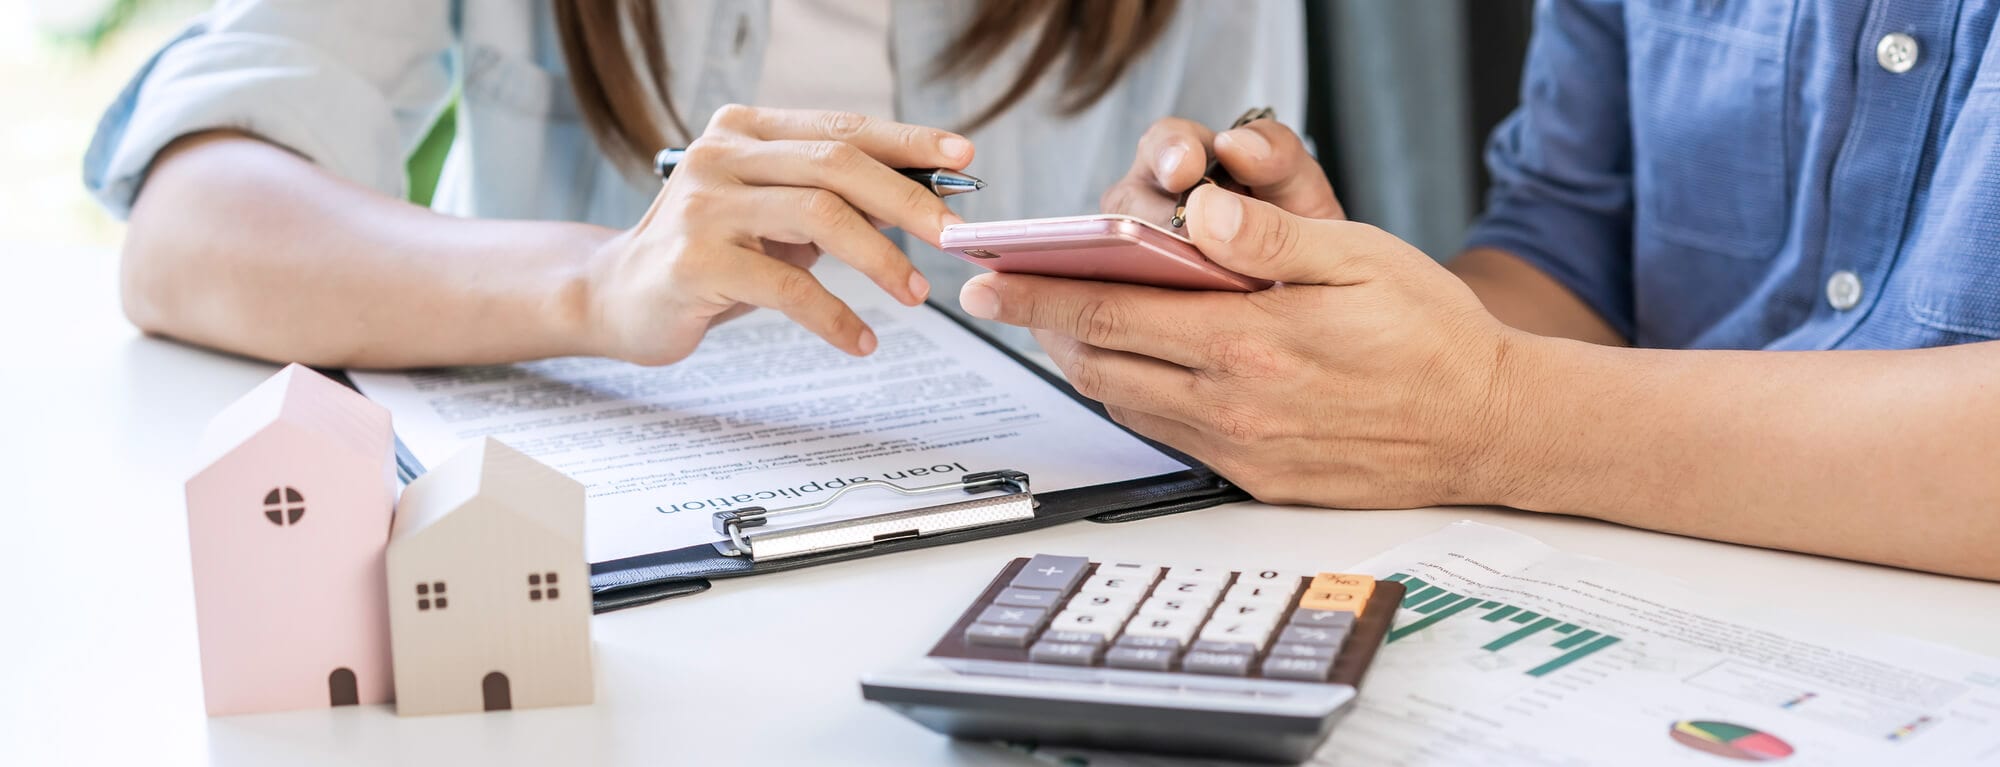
[1170,106,1277,228]
[711,470,1033,559]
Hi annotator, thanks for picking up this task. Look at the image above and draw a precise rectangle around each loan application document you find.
[349,265,1189,563]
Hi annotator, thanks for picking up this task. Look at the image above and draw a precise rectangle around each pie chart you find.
[1668,720,1795,761]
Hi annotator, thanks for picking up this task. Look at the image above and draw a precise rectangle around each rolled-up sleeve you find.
[83,0,456,218]
[1461,0,1636,339]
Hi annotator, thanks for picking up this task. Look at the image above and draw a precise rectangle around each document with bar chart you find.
[1039,522,2000,767]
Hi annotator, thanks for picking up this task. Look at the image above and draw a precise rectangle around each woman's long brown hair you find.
[552,0,1178,175]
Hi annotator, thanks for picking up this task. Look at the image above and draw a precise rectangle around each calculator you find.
[860,554,1405,764]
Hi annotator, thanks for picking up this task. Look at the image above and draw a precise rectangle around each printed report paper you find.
[349,265,1189,563]
[1040,521,2000,766]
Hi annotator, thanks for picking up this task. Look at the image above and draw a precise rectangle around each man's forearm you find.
[1494,335,2000,579]
[123,132,609,368]
[1450,248,1625,346]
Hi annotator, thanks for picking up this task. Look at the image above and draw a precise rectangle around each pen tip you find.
[973,179,987,190]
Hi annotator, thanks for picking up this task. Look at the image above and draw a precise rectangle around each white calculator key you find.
[1096,562,1164,583]
[1079,573,1156,597]
[1164,566,1231,584]
[1198,616,1281,647]
[1210,600,1284,623]
[1121,614,1201,644]
[1069,592,1140,618]
[1154,580,1224,604]
[1238,568,1305,587]
[1048,609,1121,640]
[1223,581,1298,604]
[1138,595,1216,619]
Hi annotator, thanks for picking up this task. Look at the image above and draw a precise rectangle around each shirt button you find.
[1877,33,1919,74]
[1826,270,1864,311]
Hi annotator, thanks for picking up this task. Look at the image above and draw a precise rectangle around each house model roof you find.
[390,437,583,545]
[191,364,392,476]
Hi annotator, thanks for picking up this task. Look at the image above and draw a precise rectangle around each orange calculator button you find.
[1299,573,1375,613]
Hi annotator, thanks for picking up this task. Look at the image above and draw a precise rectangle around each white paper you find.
[349,265,1188,563]
[1036,522,2000,766]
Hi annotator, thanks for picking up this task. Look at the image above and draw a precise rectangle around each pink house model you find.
[388,437,593,716]
[184,364,398,716]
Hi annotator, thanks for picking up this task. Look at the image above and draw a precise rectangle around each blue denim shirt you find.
[1466,0,2000,350]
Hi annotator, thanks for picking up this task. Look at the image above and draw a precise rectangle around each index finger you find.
[958,272,1228,368]
[1131,118,1217,194]
[718,106,974,169]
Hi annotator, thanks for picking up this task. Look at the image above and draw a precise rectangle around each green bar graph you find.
[1387,598,1483,643]
[1485,617,1560,651]
[1510,611,1541,623]
[1415,594,1463,614]
[1384,574,1410,583]
[1480,600,1501,608]
[1482,605,1520,622]
[1554,624,1578,634]
[1554,629,1599,649]
[1403,586,1446,608]
[1528,636,1621,677]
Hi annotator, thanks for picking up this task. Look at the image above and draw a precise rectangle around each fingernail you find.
[857,328,878,355]
[1198,188,1243,241]
[939,136,973,163]
[960,282,999,320]
[908,271,931,303]
[1219,128,1270,160]
[1156,145,1190,188]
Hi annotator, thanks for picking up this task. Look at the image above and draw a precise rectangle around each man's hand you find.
[1100,117,1344,225]
[961,185,1528,508]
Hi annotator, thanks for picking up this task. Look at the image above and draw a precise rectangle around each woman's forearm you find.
[1499,335,2000,579]
[122,131,609,368]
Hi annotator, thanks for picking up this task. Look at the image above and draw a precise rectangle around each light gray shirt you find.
[85,0,1304,350]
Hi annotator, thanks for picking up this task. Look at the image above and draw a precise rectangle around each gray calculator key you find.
[1043,630,1109,647]
[978,604,1048,629]
[1267,642,1337,661]
[1113,634,1181,652]
[964,622,1033,648]
[1262,653,1336,682]
[994,587,1062,610]
[1288,609,1356,629]
[1105,646,1176,671]
[1011,555,1090,593]
[1183,650,1254,677]
[1277,625,1349,647]
[1029,641,1102,666]
[1190,639,1257,656]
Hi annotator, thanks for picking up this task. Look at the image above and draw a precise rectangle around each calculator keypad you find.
[945,556,1390,684]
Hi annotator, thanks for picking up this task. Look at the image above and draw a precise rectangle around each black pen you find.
[652,148,986,197]
[1170,106,1277,228]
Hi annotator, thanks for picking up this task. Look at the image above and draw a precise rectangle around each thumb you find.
[1184,185,1398,285]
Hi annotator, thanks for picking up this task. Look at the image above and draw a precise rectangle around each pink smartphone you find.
[941,214,1273,292]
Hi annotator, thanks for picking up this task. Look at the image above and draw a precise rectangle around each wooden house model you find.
[387,437,593,715]
[184,363,397,715]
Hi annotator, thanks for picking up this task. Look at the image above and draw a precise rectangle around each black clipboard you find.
[332,301,1249,613]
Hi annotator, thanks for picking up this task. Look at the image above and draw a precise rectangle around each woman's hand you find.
[582,105,974,366]
[1100,117,1343,225]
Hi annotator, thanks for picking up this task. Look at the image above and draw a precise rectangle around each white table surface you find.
[5,243,1998,766]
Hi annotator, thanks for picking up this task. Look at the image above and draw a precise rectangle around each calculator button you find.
[1277,624,1349,648]
[1198,617,1279,647]
[1079,574,1155,597]
[1262,653,1336,682]
[1029,640,1103,666]
[1070,593,1141,618]
[1164,566,1231,584]
[964,622,1034,648]
[1154,581,1224,604]
[1310,572,1374,590]
[1122,614,1201,644]
[1011,555,1090,593]
[993,587,1063,610]
[1048,609,1120,640]
[1183,650,1254,677]
[1138,595,1214,619]
[1098,562,1164,582]
[1288,609,1357,629]
[1223,581,1297,604]
[1267,642,1337,661]
[1113,634,1182,652]
[977,604,1048,629]
[1105,646,1176,671]
[1189,639,1257,656]
[1299,588,1369,613]
[1043,630,1109,648]
[1241,569,1305,586]
[1210,600,1283,623]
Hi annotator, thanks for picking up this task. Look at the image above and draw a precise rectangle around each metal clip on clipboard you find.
[712,470,1034,562]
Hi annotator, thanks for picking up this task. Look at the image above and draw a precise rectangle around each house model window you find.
[262,487,306,526]
[528,572,559,601]
[416,581,448,611]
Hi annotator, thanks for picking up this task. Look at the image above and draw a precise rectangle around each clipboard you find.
[335,302,1250,613]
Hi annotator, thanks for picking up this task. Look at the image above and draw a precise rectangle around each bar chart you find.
[1383,573,1622,678]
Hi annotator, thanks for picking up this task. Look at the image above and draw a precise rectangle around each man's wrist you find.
[1462,331,1585,512]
